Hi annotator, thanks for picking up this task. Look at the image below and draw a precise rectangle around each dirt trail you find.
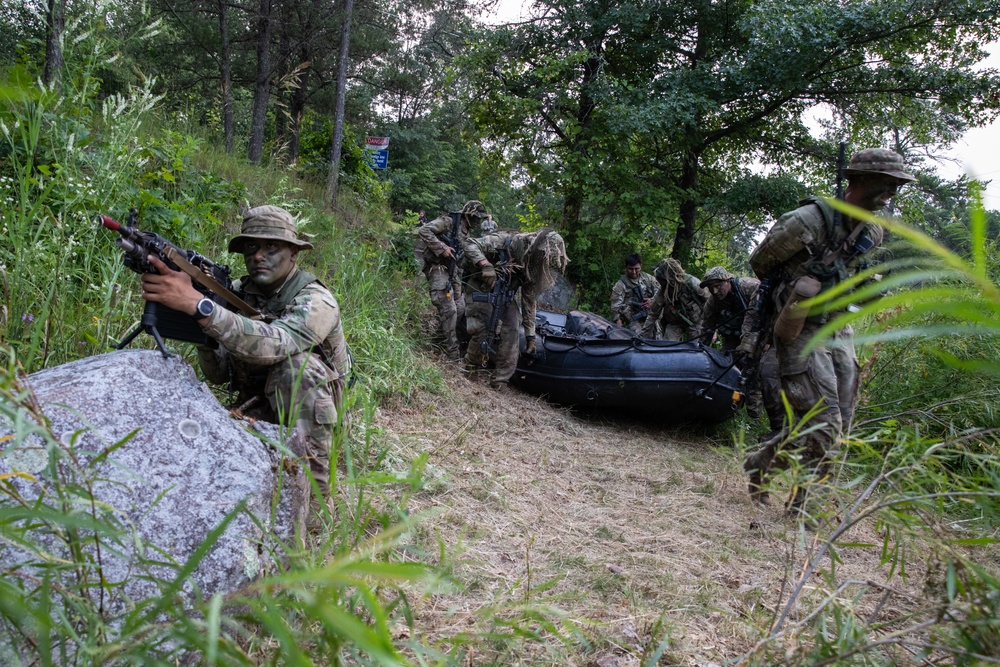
[377,364,923,666]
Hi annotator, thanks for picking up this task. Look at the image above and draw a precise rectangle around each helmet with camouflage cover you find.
[699,266,732,288]
[654,258,684,286]
[461,200,488,218]
[229,205,314,253]
[844,148,915,183]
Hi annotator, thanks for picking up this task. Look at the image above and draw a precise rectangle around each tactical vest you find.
[716,278,749,338]
[750,197,883,323]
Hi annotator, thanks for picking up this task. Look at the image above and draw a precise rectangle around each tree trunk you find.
[324,0,355,208]
[247,0,274,164]
[288,61,309,164]
[672,148,701,265]
[219,0,234,153]
[43,0,65,89]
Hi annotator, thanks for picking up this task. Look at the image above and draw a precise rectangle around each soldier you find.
[464,228,569,388]
[418,201,488,360]
[641,258,708,341]
[744,148,915,511]
[139,205,351,503]
[701,266,783,434]
[610,253,657,335]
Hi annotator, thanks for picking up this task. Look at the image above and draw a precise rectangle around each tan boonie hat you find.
[844,148,915,183]
[700,266,732,288]
[228,205,314,253]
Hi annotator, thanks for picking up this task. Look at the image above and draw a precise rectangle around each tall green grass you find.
[738,196,1000,665]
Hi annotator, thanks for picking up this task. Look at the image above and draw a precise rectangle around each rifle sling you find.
[164,247,262,319]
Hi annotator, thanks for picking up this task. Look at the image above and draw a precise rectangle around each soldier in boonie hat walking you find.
[140,205,350,520]
[744,148,915,518]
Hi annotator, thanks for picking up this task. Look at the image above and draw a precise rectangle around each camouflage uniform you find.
[745,149,913,494]
[418,201,487,359]
[463,229,568,385]
[610,271,657,335]
[641,259,708,341]
[197,208,350,493]
[701,268,782,429]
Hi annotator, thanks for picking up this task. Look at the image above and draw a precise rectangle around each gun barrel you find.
[100,215,123,232]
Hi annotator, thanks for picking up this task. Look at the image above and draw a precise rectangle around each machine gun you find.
[629,284,650,323]
[102,208,260,357]
[471,264,517,367]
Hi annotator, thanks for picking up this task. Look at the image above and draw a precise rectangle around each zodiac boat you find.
[512,310,744,423]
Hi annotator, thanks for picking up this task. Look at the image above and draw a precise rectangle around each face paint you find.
[243,240,297,293]
[626,264,642,280]
[852,176,905,212]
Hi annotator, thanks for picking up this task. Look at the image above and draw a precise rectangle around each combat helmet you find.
[699,266,732,289]
[844,148,915,183]
[654,258,684,286]
[229,205,314,253]
[461,200,488,218]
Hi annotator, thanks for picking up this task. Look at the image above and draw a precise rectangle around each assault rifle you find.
[472,264,517,367]
[102,208,260,357]
[739,276,775,390]
[442,211,465,283]
[629,284,650,323]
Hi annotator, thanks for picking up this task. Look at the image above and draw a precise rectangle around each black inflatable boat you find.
[512,310,744,423]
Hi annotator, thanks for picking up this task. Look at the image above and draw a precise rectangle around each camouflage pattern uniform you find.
[463,229,568,385]
[610,271,657,335]
[641,259,708,341]
[745,149,914,497]
[701,267,782,429]
[197,208,350,493]
[417,201,488,359]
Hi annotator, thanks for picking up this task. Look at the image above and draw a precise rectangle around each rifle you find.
[833,140,846,230]
[738,276,776,394]
[442,211,465,283]
[471,264,517,367]
[629,284,650,322]
[102,208,260,357]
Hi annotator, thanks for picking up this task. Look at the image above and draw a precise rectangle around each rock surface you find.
[0,349,307,615]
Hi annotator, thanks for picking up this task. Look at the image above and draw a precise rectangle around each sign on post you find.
[364,136,389,169]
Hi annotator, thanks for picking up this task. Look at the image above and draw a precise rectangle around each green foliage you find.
[740,194,1000,665]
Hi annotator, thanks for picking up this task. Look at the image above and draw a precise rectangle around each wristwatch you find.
[195,298,215,319]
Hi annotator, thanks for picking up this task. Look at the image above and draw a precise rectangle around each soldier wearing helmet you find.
[417,200,491,360]
[699,265,782,433]
[744,148,915,515]
[641,258,708,341]
[140,205,351,512]
[463,227,569,388]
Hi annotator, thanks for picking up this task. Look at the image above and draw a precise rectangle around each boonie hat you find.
[844,148,915,183]
[700,266,732,288]
[229,205,314,253]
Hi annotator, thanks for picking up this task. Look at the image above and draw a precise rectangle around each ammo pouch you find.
[774,276,821,342]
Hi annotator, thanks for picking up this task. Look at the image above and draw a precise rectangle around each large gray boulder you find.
[0,349,308,616]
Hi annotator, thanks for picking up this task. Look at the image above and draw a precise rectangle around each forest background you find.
[1,0,1000,664]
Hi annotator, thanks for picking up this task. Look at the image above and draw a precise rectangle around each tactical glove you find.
[736,332,758,356]
[525,336,537,355]
[480,262,496,288]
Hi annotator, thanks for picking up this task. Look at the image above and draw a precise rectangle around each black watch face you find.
[198,299,214,317]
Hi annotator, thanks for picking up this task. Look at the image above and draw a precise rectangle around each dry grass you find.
[374,360,956,666]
